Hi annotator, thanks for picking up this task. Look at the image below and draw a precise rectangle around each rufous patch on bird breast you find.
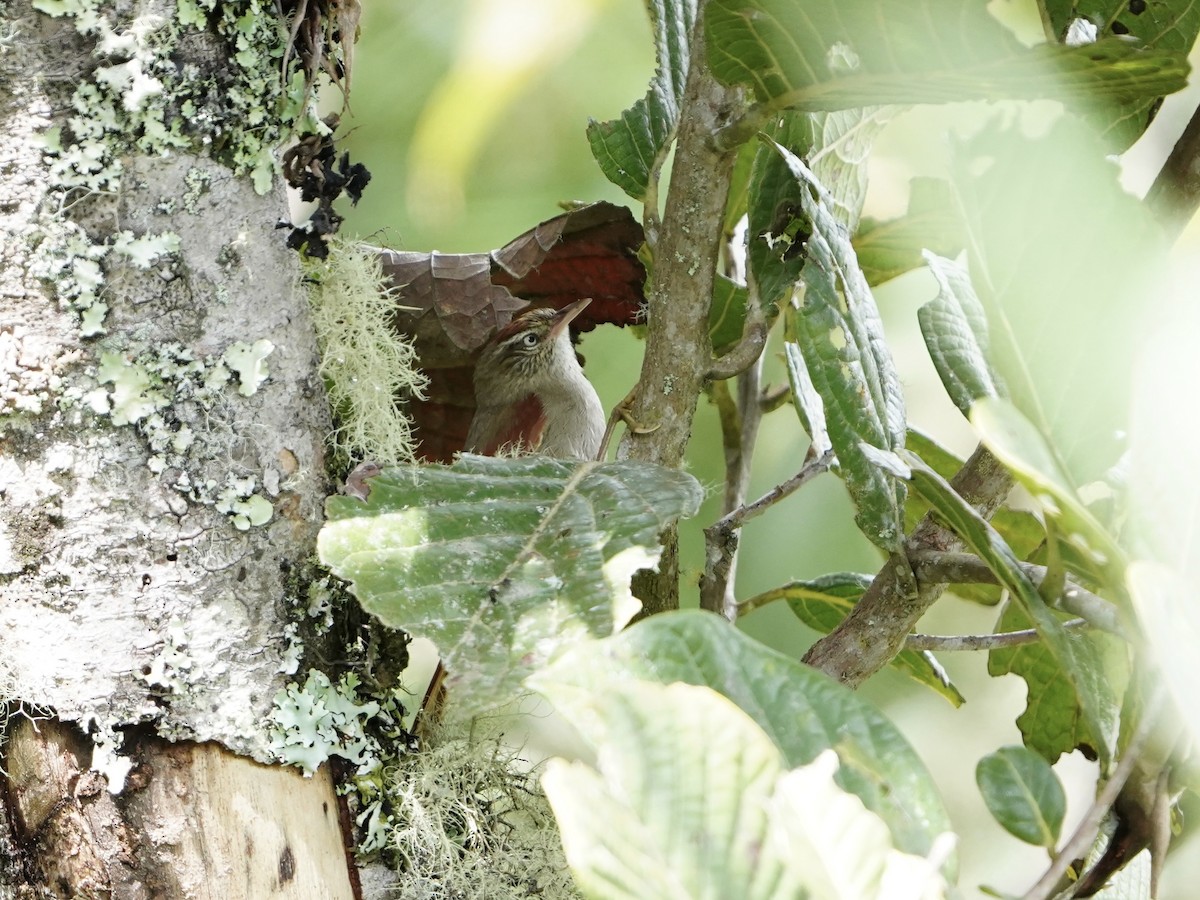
[478,393,546,456]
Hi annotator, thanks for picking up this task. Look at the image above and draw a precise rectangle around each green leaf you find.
[747,573,964,706]
[709,274,749,354]
[531,610,954,863]
[705,0,1187,111]
[951,116,1164,488]
[1037,0,1200,148]
[318,456,703,717]
[764,137,907,552]
[971,397,1124,586]
[919,252,1006,417]
[976,746,1067,849]
[854,178,962,287]
[905,454,1118,764]
[542,683,949,900]
[587,0,697,199]
[987,602,1127,764]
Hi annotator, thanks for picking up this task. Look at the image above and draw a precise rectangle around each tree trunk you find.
[1,2,352,894]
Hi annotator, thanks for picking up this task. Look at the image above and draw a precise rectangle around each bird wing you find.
[466,393,546,456]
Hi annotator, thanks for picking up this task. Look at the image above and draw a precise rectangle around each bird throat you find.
[476,392,547,456]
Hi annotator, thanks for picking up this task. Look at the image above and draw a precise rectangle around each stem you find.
[1144,98,1200,241]
[699,353,767,617]
[625,0,744,614]
[803,443,1013,686]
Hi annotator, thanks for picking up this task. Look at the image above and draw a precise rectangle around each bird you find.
[464,297,605,460]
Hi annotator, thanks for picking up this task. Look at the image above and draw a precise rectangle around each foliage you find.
[325,0,1199,897]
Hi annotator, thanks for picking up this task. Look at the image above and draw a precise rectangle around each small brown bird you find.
[464,298,605,460]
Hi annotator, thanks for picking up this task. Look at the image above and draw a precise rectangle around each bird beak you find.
[548,297,592,340]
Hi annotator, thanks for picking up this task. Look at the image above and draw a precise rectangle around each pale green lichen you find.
[223,339,275,397]
[306,241,428,469]
[267,669,392,776]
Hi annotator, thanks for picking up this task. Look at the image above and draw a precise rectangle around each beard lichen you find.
[304,239,427,473]
[356,725,580,900]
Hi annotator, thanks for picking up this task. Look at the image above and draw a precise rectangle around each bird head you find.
[473,298,592,402]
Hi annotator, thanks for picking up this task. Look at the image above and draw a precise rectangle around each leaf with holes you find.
[318,455,703,716]
[764,136,907,552]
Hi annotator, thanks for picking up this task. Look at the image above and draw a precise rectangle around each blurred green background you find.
[338,1,1200,895]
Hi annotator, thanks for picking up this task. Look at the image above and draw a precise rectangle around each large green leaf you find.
[854,179,962,287]
[919,252,1006,418]
[905,455,1119,764]
[746,573,964,706]
[976,745,1066,849]
[531,610,954,862]
[987,602,1128,764]
[318,456,702,716]
[765,137,907,552]
[952,116,1164,488]
[705,0,1187,112]
[1037,0,1200,147]
[587,0,697,199]
[542,682,949,900]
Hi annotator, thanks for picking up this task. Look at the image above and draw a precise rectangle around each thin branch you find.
[1022,687,1167,900]
[700,448,834,615]
[904,619,1088,652]
[722,448,835,532]
[1145,98,1200,242]
[908,550,1127,638]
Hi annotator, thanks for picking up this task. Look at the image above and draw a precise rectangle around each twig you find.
[699,353,767,617]
[720,448,835,533]
[708,319,768,381]
[700,449,834,614]
[1021,687,1167,900]
[904,619,1088,652]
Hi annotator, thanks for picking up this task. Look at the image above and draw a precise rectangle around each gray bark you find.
[1,2,347,894]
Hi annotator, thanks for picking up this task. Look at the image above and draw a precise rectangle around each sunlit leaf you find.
[854,179,962,287]
[532,610,954,862]
[906,454,1118,764]
[705,0,1187,111]
[318,456,702,716]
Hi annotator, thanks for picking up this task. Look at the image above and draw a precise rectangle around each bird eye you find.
[521,333,538,347]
